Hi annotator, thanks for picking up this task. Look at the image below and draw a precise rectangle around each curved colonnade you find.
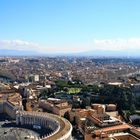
[16,111,72,140]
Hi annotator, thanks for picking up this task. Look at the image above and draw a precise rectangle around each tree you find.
[81,97,91,108]
[64,111,70,120]
[130,104,136,114]
[39,89,50,99]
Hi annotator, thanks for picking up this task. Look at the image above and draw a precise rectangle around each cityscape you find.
[1,0,140,140]
[0,57,140,140]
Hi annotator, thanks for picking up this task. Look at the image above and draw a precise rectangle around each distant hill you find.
[0,49,40,56]
[75,50,139,57]
[76,50,125,57]
[0,49,139,57]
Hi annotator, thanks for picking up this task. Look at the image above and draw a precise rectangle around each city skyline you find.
[0,0,140,56]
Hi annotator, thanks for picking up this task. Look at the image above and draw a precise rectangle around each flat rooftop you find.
[94,124,132,135]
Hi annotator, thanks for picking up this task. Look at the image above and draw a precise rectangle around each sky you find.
[0,0,140,55]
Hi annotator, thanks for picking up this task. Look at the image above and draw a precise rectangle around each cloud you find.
[0,40,41,52]
[0,38,140,54]
[92,38,140,51]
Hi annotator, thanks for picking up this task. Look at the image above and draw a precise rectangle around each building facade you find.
[39,98,72,116]
[16,111,73,140]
